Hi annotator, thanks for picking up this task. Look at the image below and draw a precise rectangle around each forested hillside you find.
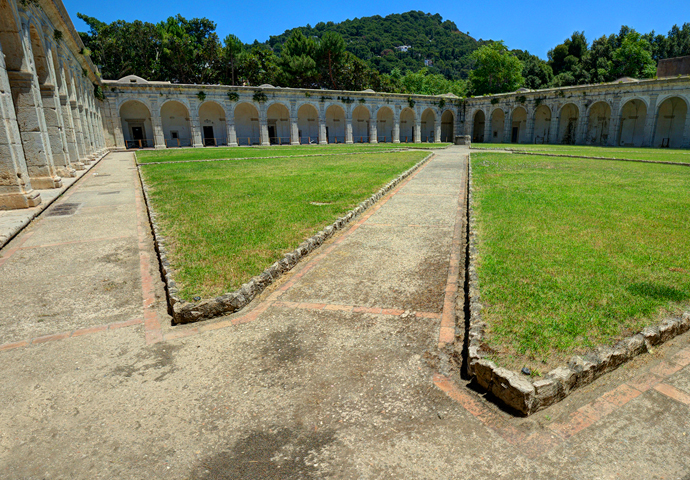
[266,11,484,79]
[77,10,690,97]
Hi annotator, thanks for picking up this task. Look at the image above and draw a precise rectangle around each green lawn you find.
[472,143,690,163]
[137,143,449,164]
[472,152,690,372]
[141,151,427,300]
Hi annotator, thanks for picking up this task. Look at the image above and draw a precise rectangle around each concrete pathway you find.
[0,147,689,479]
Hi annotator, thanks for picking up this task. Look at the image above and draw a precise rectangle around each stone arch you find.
[376,106,394,143]
[160,100,191,147]
[266,102,290,145]
[421,108,436,142]
[472,109,485,143]
[653,96,688,148]
[399,107,415,142]
[490,108,506,143]
[234,102,259,146]
[352,105,371,143]
[618,99,647,147]
[325,104,345,143]
[533,105,551,144]
[198,101,227,146]
[28,23,50,85]
[441,110,454,142]
[119,100,152,148]
[557,103,579,144]
[586,101,611,145]
[297,103,319,144]
[0,0,28,72]
[510,106,528,143]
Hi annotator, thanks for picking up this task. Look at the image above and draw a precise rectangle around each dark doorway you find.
[131,126,146,148]
[511,126,519,143]
[203,126,215,146]
[325,126,329,144]
[268,125,277,144]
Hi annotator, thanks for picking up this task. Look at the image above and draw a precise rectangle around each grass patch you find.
[137,143,449,164]
[141,151,427,300]
[472,143,690,163]
[472,152,690,372]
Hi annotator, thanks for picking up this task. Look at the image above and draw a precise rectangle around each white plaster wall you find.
[325,105,345,143]
[587,102,611,145]
[198,101,227,145]
[400,108,415,142]
[491,109,505,143]
[234,102,260,145]
[161,101,191,147]
[376,107,394,142]
[653,97,687,148]
[352,105,370,142]
[421,109,435,142]
[533,105,551,144]
[619,100,647,147]
[297,104,319,144]
[119,100,153,147]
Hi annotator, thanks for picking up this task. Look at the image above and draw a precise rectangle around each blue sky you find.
[64,0,689,59]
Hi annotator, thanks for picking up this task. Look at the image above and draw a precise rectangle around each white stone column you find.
[318,110,327,144]
[434,117,442,143]
[0,42,41,209]
[576,107,588,145]
[227,119,237,146]
[525,110,535,144]
[259,110,269,146]
[368,117,377,143]
[483,111,492,143]
[549,107,560,144]
[414,121,421,143]
[503,111,512,143]
[345,116,353,144]
[151,112,166,149]
[393,112,400,143]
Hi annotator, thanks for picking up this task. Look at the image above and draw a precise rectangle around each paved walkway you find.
[0,147,689,479]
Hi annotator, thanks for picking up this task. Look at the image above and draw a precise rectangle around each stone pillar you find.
[43,40,74,177]
[7,68,62,189]
[369,118,377,144]
[503,111,512,143]
[414,121,421,143]
[318,117,327,145]
[68,72,88,160]
[393,115,400,143]
[59,86,82,169]
[190,100,203,147]
[345,116,353,144]
[576,108,588,145]
[259,111,269,146]
[0,43,41,209]
[643,95,658,147]
[483,111,492,144]
[549,108,560,144]
[290,118,299,145]
[434,117,441,143]
[525,110,535,144]
[151,112,166,149]
[227,121,237,147]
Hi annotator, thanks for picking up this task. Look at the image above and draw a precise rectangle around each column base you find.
[56,167,77,178]
[0,190,42,210]
[319,141,327,145]
[192,143,203,148]
[346,140,353,144]
[261,142,270,146]
[290,141,299,146]
[229,143,238,147]
[369,139,378,144]
[393,140,400,144]
[155,145,166,150]
[73,162,86,171]
[29,176,62,189]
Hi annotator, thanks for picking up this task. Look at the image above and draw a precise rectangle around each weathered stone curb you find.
[139,153,435,325]
[466,154,690,415]
[470,147,690,167]
[137,146,448,166]
[0,149,111,251]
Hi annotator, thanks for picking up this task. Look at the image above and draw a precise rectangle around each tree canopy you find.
[77,11,690,97]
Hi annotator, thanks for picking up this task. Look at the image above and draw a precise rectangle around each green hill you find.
[266,11,486,80]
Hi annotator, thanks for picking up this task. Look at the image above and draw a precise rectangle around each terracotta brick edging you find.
[466,155,690,415]
[138,153,435,325]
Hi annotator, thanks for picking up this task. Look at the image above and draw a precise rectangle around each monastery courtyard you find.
[0,147,689,479]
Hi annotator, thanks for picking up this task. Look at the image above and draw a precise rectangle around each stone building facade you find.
[0,0,106,210]
[102,75,690,153]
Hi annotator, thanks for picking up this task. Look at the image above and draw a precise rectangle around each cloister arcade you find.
[0,0,106,210]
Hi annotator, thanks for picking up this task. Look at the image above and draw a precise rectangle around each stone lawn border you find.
[138,152,434,325]
[470,147,690,167]
[466,156,690,415]
[136,146,449,166]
